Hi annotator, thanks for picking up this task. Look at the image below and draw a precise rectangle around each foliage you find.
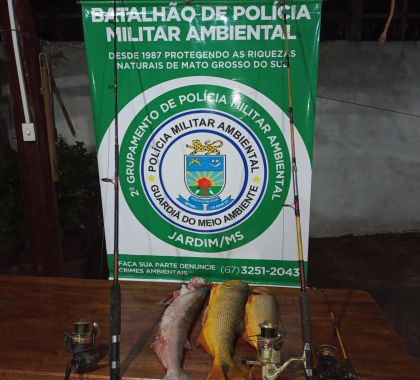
[56,137,102,237]
[0,138,103,265]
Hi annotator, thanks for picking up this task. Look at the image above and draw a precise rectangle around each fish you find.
[242,287,282,350]
[196,279,250,380]
[151,277,210,380]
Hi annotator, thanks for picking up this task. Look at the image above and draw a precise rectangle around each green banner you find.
[81,0,321,286]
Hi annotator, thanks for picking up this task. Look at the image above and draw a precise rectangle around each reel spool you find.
[316,345,340,379]
[315,345,357,380]
[243,321,306,380]
[64,319,108,379]
[65,319,98,354]
[257,321,284,367]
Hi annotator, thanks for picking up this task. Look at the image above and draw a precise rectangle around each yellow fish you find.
[196,279,249,380]
[243,287,283,350]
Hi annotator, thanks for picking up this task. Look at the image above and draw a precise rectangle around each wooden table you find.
[0,275,417,379]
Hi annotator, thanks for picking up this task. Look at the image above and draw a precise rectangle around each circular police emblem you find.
[120,82,291,252]
[141,110,267,233]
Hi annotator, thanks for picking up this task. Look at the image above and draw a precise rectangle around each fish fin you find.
[237,318,245,334]
[207,360,229,380]
[221,362,230,380]
[150,331,167,367]
[243,306,250,340]
[156,297,170,306]
[150,328,162,351]
[241,329,248,343]
[179,283,189,295]
[201,305,209,326]
[157,289,181,305]
[184,339,192,350]
[196,329,212,354]
[207,360,245,380]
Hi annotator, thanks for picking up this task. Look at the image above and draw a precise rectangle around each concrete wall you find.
[47,43,96,149]
[311,42,420,236]
[0,43,95,151]
[1,41,419,236]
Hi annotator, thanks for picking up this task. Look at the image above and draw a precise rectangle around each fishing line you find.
[317,95,420,118]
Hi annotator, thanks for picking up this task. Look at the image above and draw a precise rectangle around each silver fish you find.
[151,277,210,380]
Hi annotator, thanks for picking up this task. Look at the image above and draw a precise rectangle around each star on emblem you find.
[148,175,155,182]
[253,176,260,184]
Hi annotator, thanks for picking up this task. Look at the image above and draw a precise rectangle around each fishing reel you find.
[315,345,357,380]
[243,321,307,380]
[64,319,108,380]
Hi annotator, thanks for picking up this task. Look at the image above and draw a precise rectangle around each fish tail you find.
[241,331,251,347]
[207,359,245,380]
[242,330,258,350]
[207,360,229,380]
[164,369,192,380]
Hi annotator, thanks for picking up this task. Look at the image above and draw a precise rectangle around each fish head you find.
[187,277,209,290]
[251,287,271,295]
[221,279,249,292]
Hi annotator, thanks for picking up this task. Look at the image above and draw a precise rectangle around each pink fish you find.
[151,277,210,380]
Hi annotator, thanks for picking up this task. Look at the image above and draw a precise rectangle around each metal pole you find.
[6,0,30,124]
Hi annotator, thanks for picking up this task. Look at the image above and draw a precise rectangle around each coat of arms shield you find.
[184,155,226,198]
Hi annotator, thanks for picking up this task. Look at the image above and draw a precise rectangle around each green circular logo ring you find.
[120,82,291,252]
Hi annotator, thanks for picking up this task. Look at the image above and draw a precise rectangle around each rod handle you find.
[300,292,314,379]
[110,282,121,380]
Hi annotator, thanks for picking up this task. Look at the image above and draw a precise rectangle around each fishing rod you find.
[109,0,121,378]
[242,2,313,378]
[315,290,357,380]
[281,0,314,378]
[61,1,121,377]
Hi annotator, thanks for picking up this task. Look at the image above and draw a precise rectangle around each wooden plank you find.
[0,275,418,379]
